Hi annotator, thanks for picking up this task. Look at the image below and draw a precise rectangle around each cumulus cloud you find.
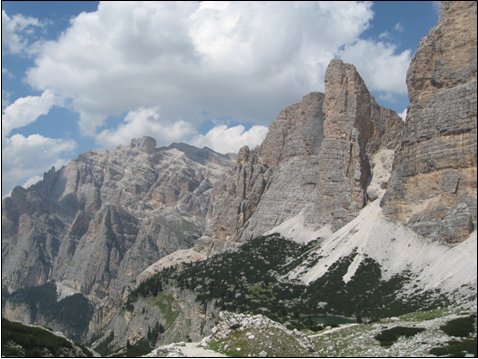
[2,90,58,135]
[96,107,195,148]
[2,134,76,195]
[2,10,42,55]
[192,124,268,154]
[394,22,404,33]
[340,39,411,95]
[24,1,410,136]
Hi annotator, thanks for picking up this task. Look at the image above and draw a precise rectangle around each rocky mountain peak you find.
[323,59,372,140]
[1,138,234,337]
[382,1,477,243]
[407,1,477,101]
[236,145,252,165]
[259,91,324,167]
[207,61,403,242]
[317,58,403,231]
[129,136,157,154]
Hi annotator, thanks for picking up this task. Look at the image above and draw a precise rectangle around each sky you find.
[1,1,439,196]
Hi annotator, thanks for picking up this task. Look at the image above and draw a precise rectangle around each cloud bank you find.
[3,2,414,194]
[26,1,410,136]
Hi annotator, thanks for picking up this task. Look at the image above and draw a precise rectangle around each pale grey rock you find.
[202,311,315,353]
[207,92,325,242]
[1,137,233,339]
[317,59,403,231]
[100,287,221,353]
[130,136,156,154]
[207,62,402,242]
[382,1,477,243]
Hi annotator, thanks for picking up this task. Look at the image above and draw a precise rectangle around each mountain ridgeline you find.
[1,1,476,356]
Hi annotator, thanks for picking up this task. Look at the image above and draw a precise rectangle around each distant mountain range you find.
[2,1,476,357]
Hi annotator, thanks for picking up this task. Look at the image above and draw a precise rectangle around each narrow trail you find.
[308,323,359,339]
[181,343,226,357]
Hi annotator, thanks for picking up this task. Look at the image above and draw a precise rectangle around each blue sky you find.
[2,1,438,195]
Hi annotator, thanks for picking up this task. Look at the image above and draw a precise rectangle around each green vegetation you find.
[313,323,376,357]
[93,330,114,356]
[208,327,314,357]
[147,322,164,344]
[149,292,179,327]
[124,338,152,357]
[374,326,425,347]
[429,338,477,357]
[126,266,177,310]
[399,309,447,322]
[439,314,476,337]
[110,338,152,358]
[1,317,92,357]
[127,234,450,333]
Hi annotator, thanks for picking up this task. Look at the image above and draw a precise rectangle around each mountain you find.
[2,138,233,340]
[1,1,476,357]
[382,1,477,243]
[206,67,403,244]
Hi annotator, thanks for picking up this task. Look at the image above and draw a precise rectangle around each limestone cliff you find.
[318,59,403,230]
[207,62,403,242]
[382,1,477,243]
[1,138,233,335]
[206,92,324,242]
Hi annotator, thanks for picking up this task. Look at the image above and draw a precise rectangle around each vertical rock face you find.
[1,138,233,334]
[206,146,268,242]
[318,60,403,230]
[208,66,403,242]
[206,92,325,242]
[240,92,325,240]
[382,1,477,243]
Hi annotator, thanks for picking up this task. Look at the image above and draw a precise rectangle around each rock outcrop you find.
[206,92,325,242]
[207,62,403,242]
[382,1,477,243]
[1,318,96,357]
[318,59,403,230]
[199,311,315,353]
[1,138,233,337]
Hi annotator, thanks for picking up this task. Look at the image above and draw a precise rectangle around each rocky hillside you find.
[106,1,477,354]
[382,1,477,243]
[1,1,476,356]
[206,61,403,243]
[1,317,96,357]
[207,1,476,246]
[1,138,233,339]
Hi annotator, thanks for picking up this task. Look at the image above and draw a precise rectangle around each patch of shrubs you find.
[375,326,425,348]
[440,314,476,337]
[429,338,477,357]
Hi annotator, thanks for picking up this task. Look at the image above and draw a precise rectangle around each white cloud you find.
[2,10,42,55]
[2,90,58,135]
[2,134,76,195]
[340,39,411,96]
[96,107,195,148]
[394,22,404,33]
[2,67,14,78]
[22,175,43,189]
[398,108,407,121]
[192,124,268,154]
[24,1,412,136]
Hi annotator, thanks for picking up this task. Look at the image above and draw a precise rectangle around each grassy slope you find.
[312,310,477,357]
